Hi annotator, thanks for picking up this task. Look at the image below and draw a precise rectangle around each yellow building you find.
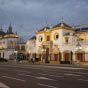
[34,19,88,64]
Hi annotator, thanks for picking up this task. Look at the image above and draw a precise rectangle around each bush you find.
[0,58,8,62]
[60,61,70,64]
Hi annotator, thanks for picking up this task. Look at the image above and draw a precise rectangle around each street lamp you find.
[14,51,18,62]
[76,41,82,65]
[42,45,46,64]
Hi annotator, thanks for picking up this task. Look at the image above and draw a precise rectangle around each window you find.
[21,46,25,51]
[39,36,43,42]
[54,32,59,40]
[47,35,50,41]
[65,37,69,44]
[16,46,20,50]
[3,52,4,58]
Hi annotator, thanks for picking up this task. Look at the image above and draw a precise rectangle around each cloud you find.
[0,0,88,39]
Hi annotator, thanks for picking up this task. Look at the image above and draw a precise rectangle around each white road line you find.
[0,68,8,70]
[15,68,88,76]
[39,73,63,78]
[38,83,58,88]
[64,74,80,76]
[0,65,87,76]
[78,79,88,82]
[18,74,36,78]
[2,76,26,82]
[36,77,57,81]
[0,64,85,70]
[18,74,57,81]
[0,82,10,88]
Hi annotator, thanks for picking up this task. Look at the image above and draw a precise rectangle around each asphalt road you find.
[0,63,88,88]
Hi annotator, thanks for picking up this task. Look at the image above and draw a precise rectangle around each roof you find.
[0,31,6,36]
[29,36,36,40]
[7,25,14,34]
[53,22,72,28]
[37,26,50,32]
[0,26,6,36]
[75,27,88,32]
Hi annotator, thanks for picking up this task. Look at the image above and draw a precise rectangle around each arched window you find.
[16,46,20,50]
[21,46,25,51]
[39,36,43,42]
[54,32,59,40]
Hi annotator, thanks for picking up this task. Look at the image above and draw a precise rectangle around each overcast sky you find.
[0,0,88,39]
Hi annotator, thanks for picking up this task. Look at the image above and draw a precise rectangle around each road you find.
[0,63,88,88]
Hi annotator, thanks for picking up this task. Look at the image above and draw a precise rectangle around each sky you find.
[0,0,88,40]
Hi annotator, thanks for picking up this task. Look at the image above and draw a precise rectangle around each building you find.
[33,19,88,64]
[0,25,18,60]
[26,36,36,58]
[15,38,27,61]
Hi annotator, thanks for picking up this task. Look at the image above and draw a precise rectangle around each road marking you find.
[64,74,80,76]
[78,79,88,82]
[2,76,26,82]
[43,70,87,76]
[15,70,31,74]
[0,82,10,88]
[38,83,58,88]
[0,64,85,70]
[0,68,8,70]
[18,74,57,81]
[36,77,57,81]
[0,64,87,76]
[39,73,63,78]
[18,74,36,78]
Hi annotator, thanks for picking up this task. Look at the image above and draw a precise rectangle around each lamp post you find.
[76,41,82,65]
[14,51,18,62]
[50,41,53,61]
[42,45,46,64]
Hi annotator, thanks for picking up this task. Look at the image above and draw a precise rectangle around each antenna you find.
[80,24,82,32]
[45,20,48,27]
[0,24,2,31]
[61,17,64,23]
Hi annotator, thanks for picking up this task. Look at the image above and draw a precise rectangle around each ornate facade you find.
[34,20,88,64]
[0,25,18,59]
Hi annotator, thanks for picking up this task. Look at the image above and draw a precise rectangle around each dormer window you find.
[65,37,69,44]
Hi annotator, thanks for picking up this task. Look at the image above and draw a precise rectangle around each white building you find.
[26,36,36,58]
[0,25,18,60]
[31,20,88,64]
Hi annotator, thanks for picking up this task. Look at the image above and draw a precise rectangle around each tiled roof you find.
[53,22,72,28]
[0,31,6,36]
[37,26,50,32]
[75,27,88,32]
[29,36,36,40]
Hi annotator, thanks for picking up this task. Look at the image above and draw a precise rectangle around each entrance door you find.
[39,54,41,61]
[54,54,58,61]
[46,48,49,62]
[65,53,69,61]
[78,53,83,62]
